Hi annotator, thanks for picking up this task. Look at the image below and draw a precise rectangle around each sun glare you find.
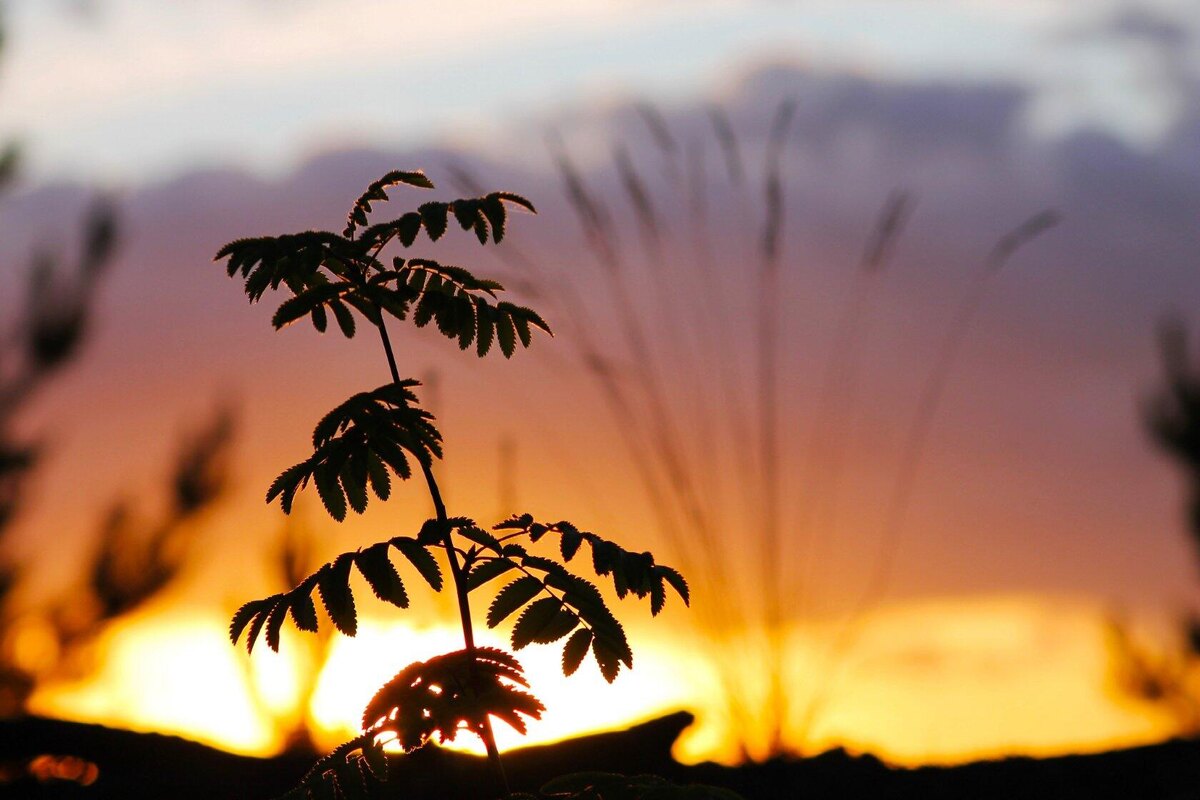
[305,620,699,754]
[29,613,278,754]
[24,595,1179,766]
[791,597,1173,765]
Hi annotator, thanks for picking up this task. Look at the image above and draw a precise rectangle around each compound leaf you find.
[419,202,449,241]
[656,565,690,606]
[562,628,593,676]
[592,635,624,683]
[397,212,423,247]
[330,299,356,338]
[265,596,291,652]
[266,462,310,514]
[356,542,409,609]
[458,525,503,553]
[313,463,348,522]
[452,199,478,232]
[340,455,369,515]
[496,513,534,531]
[230,596,273,649]
[650,580,666,617]
[364,451,391,501]
[512,597,564,650]
[496,313,516,358]
[317,555,357,636]
[345,170,434,238]
[494,191,536,214]
[488,576,543,628]
[391,537,443,591]
[560,526,583,562]
[362,648,543,751]
[289,588,319,633]
[466,557,516,591]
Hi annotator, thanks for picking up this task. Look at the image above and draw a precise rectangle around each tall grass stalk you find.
[794,209,1060,742]
[757,98,797,756]
[790,191,915,625]
[544,132,762,755]
[449,103,1054,762]
[682,135,759,548]
[551,140,742,627]
[614,139,718,531]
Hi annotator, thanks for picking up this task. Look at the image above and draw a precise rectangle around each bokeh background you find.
[1,0,1199,769]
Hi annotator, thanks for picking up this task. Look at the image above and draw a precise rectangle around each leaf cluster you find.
[399,258,549,358]
[279,735,391,800]
[267,382,441,521]
[214,172,548,360]
[362,647,544,751]
[228,511,688,685]
[230,535,442,653]
[357,190,535,249]
[458,515,689,682]
[344,170,435,238]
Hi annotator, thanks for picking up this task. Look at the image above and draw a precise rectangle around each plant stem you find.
[375,319,509,793]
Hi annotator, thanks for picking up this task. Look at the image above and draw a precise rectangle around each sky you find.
[3,0,1200,768]
[2,1,1198,182]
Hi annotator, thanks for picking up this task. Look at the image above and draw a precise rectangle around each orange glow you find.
[27,754,99,787]
[30,613,279,754]
[779,596,1173,765]
[304,622,697,754]
[26,594,1178,766]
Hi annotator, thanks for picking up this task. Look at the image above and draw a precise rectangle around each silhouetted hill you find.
[2,713,1199,800]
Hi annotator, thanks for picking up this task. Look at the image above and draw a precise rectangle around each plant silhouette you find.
[215,171,691,799]
[235,513,339,754]
[508,101,1057,758]
[0,178,119,715]
[1106,320,1200,732]
[0,22,240,790]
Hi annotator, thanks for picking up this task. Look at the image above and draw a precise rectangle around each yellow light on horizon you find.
[31,613,280,755]
[788,596,1173,765]
[27,594,1182,767]
[305,620,699,754]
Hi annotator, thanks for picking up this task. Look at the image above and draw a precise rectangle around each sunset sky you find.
[2,0,1200,768]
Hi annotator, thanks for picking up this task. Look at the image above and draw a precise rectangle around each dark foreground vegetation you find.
[2,712,1198,800]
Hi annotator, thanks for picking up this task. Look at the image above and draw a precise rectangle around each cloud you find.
[4,61,1199,617]
[1109,7,1191,49]
[1075,5,1193,51]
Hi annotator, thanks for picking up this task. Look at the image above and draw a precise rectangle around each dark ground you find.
[2,713,1198,799]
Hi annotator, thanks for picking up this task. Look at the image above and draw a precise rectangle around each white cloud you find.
[6,0,1196,183]
[3,0,706,123]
